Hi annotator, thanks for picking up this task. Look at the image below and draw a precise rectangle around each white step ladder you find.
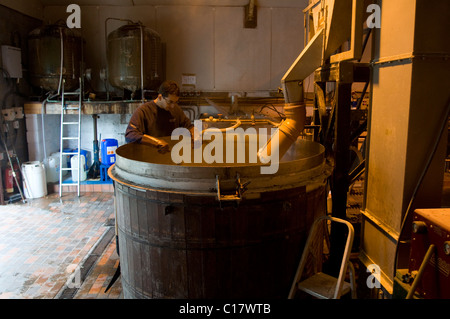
[59,79,82,197]
[288,215,356,299]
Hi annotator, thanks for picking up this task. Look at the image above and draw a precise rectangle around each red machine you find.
[408,209,450,299]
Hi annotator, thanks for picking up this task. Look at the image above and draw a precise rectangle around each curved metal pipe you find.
[202,119,242,134]
[258,103,306,163]
[202,117,281,128]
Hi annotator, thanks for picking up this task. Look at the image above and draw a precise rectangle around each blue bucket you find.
[101,138,118,166]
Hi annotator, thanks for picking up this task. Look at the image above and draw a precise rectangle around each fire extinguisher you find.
[3,163,20,194]
[3,165,14,193]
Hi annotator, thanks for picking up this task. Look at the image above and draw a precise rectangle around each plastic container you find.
[44,156,58,183]
[71,155,87,182]
[101,138,118,166]
[77,149,90,170]
[63,147,73,168]
[44,152,68,183]
[22,161,47,199]
[65,148,90,170]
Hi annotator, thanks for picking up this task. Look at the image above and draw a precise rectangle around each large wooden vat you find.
[109,136,329,298]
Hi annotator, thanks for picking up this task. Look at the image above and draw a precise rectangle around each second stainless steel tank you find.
[107,23,163,95]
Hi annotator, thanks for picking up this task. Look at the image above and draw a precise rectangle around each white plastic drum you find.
[22,161,47,199]
[71,155,87,182]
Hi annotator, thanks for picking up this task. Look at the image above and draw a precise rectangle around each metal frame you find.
[313,61,370,271]
[288,215,356,299]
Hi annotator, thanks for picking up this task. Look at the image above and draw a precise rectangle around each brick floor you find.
[73,236,122,299]
[0,191,122,299]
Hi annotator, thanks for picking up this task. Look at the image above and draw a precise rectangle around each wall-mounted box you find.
[1,45,22,79]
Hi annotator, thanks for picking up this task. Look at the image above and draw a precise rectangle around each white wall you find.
[0,0,43,19]
[42,2,309,93]
[26,112,131,164]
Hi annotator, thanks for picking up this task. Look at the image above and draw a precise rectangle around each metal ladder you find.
[59,79,82,197]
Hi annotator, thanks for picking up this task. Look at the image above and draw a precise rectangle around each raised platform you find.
[49,178,114,194]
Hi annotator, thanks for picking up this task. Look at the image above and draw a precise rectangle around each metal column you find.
[314,61,370,274]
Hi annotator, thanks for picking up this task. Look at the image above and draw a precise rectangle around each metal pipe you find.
[57,27,64,96]
[140,24,144,102]
[202,117,280,127]
[358,28,372,63]
[202,119,242,134]
[356,82,369,110]
[406,244,435,299]
[41,100,48,160]
[258,103,306,163]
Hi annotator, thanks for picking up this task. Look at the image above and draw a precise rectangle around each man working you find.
[125,80,194,153]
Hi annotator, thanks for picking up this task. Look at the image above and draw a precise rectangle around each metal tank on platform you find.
[107,22,163,99]
[28,24,83,92]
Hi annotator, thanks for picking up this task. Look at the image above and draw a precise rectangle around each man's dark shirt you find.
[125,101,193,143]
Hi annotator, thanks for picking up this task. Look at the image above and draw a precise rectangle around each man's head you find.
[156,80,180,110]
[158,80,180,98]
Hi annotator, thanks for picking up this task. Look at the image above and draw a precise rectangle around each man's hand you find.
[156,140,170,154]
[142,135,170,153]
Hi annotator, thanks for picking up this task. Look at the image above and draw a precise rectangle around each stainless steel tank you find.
[109,134,330,298]
[28,24,83,92]
[107,23,163,94]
